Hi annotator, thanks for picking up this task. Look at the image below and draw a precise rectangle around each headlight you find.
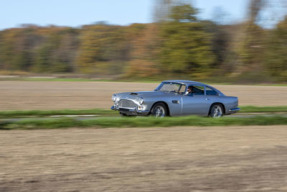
[112,94,118,102]
[138,105,146,111]
[137,97,144,105]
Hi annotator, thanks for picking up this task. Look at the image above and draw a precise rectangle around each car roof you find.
[162,80,207,86]
[162,80,225,96]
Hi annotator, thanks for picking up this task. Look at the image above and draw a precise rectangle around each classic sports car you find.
[111,80,239,117]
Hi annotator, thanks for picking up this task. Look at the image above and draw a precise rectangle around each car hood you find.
[115,91,171,100]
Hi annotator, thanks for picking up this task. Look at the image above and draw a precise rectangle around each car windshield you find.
[155,82,184,93]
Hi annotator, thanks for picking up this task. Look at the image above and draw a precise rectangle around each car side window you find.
[206,87,218,96]
[179,85,186,94]
[185,85,204,96]
[188,86,204,96]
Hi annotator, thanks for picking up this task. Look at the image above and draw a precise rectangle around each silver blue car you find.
[111,80,239,117]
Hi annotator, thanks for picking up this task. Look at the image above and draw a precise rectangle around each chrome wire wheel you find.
[155,106,165,117]
[210,104,223,118]
[151,103,167,118]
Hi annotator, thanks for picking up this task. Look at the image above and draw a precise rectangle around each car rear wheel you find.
[151,103,167,117]
[209,104,224,118]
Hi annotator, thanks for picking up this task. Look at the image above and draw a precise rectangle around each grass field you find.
[1,115,286,130]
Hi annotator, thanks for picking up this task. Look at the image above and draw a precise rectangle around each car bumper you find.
[229,107,240,113]
[111,106,150,116]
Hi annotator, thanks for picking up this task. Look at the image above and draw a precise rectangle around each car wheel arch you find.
[150,101,170,116]
[209,102,226,115]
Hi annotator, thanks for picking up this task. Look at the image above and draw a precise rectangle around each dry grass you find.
[0,81,286,110]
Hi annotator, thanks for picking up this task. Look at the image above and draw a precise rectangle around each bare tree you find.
[153,0,193,22]
[248,0,265,23]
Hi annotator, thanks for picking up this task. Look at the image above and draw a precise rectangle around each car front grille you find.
[118,99,137,108]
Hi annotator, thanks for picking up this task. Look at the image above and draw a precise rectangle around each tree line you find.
[0,3,286,82]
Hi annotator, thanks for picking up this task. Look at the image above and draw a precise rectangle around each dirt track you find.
[1,126,287,192]
[0,81,286,110]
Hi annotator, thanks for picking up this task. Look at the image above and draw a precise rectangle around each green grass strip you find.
[239,106,287,113]
[1,115,287,130]
[0,109,117,118]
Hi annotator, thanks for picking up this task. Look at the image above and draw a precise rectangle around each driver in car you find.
[186,86,193,96]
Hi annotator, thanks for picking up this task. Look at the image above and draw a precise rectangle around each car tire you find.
[209,104,224,118]
[151,103,167,117]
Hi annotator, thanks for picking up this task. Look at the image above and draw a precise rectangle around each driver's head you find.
[187,86,193,93]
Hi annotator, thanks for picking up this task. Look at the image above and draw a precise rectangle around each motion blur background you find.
[0,0,286,83]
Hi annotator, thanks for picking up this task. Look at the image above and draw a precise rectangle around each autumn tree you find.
[125,24,160,77]
[76,24,127,74]
[32,27,79,73]
[236,0,266,74]
[264,16,287,81]
[0,29,17,71]
[159,4,215,77]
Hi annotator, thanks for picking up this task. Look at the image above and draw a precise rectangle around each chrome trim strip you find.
[229,107,240,112]
[111,105,149,115]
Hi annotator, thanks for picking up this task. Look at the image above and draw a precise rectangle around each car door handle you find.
[205,98,209,100]
[172,100,180,104]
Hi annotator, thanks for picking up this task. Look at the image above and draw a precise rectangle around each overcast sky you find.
[1,0,285,30]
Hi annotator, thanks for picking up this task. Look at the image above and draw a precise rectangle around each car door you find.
[181,85,210,115]
[168,84,186,116]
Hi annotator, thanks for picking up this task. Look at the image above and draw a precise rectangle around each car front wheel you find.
[209,104,224,118]
[151,103,167,117]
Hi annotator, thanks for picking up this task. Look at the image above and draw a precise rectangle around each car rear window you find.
[206,87,218,96]
[193,86,204,95]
